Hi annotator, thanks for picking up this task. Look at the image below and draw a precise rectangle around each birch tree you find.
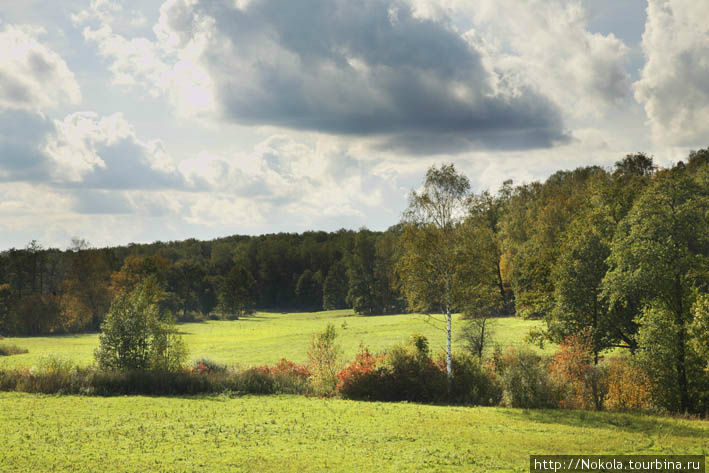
[397,163,471,378]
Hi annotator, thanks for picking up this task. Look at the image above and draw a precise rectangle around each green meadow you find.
[1,311,707,473]
[0,310,547,369]
[0,393,706,473]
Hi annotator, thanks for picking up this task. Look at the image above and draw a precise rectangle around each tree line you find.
[0,153,706,337]
[0,227,407,335]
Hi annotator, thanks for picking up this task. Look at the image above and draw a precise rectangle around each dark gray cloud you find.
[0,110,55,182]
[167,0,567,152]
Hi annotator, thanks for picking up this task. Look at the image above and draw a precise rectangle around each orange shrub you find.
[605,356,652,412]
[336,346,384,399]
[256,358,311,381]
[549,330,606,410]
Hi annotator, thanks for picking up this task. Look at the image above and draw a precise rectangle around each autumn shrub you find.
[604,356,652,412]
[261,358,311,380]
[336,335,447,403]
[549,331,608,410]
[191,358,227,374]
[496,348,561,409]
[336,345,386,400]
[0,344,28,356]
[252,358,313,394]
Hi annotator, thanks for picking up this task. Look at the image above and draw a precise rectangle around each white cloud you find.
[43,111,185,187]
[78,0,216,117]
[411,0,631,119]
[634,0,709,146]
[0,25,81,112]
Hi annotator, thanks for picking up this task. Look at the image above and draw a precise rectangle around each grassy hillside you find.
[0,310,547,369]
[0,393,706,473]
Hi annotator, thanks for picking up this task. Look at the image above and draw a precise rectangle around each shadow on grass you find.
[502,408,707,439]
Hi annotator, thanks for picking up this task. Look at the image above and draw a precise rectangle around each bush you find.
[95,279,187,372]
[258,358,311,380]
[0,344,28,356]
[605,356,652,412]
[307,324,341,395]
[336,345,385,400]
[495,348,560,409]
[378,334,447,403]
[191,358,227,374]
[549,331,608,410]
[337,335,449,403]
[446,352,502,406]
[14,355,85,394]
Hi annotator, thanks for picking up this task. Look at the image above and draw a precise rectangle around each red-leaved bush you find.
[336,346,384,400]
[255,358,311,381]
[549,330,607,410]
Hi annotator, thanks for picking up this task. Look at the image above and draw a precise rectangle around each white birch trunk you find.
[446,309,452,377]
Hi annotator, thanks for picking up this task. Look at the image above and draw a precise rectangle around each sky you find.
[1,0,708,250]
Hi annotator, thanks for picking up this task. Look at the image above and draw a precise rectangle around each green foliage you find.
[499,167,605,319]
[306,323,341,395]
[398,163,473,377]
[602,168,709,412]
[337,335,457,404]
[378,334,448,402]
[550,205,616,359]
[95,279,188,372]
[346,229,404,315]
[690,294,709,372]
[295,269,324,311]
[496,348,561,409]
[445,352,502,405]
[322,261,349,310]
[218,265,257,319]
[635,304,708,414]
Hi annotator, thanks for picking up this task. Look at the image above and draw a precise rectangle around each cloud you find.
[78,1,216,117]
[179,134,394,224]
[420,0,632,119]
[0,25,81,112]
[51,112,188,190]
[634,0,709,146]
[82,0,568,152]
[0,108,189,192]
[0,110,56,182]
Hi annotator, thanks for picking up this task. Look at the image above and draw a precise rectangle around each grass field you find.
[0,310,548,369]
[0,393,706,473]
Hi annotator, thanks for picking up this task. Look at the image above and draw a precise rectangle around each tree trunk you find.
[446,308,452,382]
[675,277,689,413]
